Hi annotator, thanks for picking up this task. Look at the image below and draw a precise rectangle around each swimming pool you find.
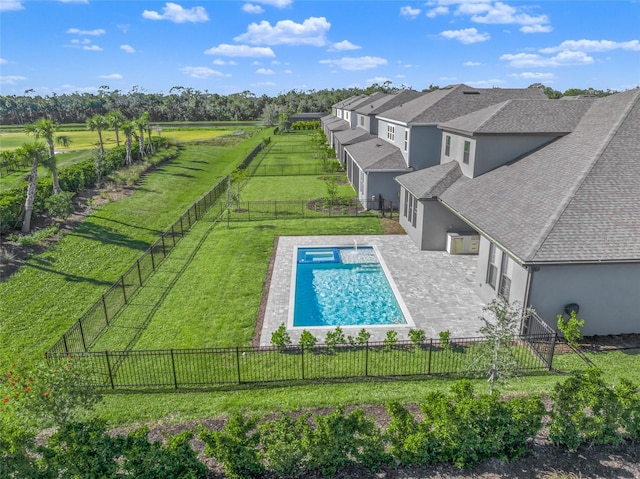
[291,246,411,328]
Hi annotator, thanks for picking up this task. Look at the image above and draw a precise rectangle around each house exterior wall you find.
[407,125,442,170]
[400,196,472,250]
[367,115,378,135]
[367,171,403,208]
[441,132,558,178]
[529,263,640,335]
[377,119,406,160]
[475,236,529,307]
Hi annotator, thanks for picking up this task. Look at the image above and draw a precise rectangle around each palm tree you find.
[106,109,126,147]
[86,114,109,154]
[134,112,150,159]
[24,118,71,195]
[17,142,48,233]
[121,121,135,166]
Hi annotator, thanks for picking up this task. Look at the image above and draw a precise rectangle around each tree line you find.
[1,83,617,126]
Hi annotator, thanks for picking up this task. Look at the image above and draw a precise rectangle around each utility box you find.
[446,232,480,255]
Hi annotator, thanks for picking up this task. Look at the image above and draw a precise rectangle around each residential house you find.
[395,89,640,335]
[345,84,547,207]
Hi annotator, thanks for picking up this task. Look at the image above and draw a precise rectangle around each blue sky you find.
[1,0,639,97]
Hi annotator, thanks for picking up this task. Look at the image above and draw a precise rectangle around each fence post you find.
[161,235,166,257]
[101,296,109,326]
[150,247,156,270]
[236,347,242,384]
[187,209,191,227]
[365,341,369,377]
[136,260,143,287]
[547,334,556,370]
[105,351,115,390]
[121,278,127,304]
[63,334,69,354]
[171,349,178,389]
[428,338,433,374]
[78,319,87,352]
[171,225,176,247]
[180,217,184,236]
[301,346,305,380]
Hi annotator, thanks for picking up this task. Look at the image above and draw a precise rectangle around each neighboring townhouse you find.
[346,84,547,207]
[325,94,386,148]
[396,89,640,335]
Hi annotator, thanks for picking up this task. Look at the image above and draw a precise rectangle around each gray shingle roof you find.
[332,95,365,109]
[345,138,410,171]
[325,118,349,132]
[440,88,640,263]
[333,128,374,145]
[396,161,462,199]
[439,99,594,135]
[355,90,425,115]
[345,92,387,111]
[378,84,547,125]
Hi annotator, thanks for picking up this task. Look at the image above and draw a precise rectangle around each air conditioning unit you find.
[446,232,480,255]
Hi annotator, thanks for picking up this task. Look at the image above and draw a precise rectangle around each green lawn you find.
[0,130,270,365]
[1,150,93,189]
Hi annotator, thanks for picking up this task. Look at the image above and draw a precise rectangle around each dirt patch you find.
[0,184,135,282]
[379,217,406,235]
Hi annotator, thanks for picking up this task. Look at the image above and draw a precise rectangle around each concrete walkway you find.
[260,235,487,346]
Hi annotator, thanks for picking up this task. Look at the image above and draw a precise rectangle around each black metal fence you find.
[246,163,342,177]
[47,177,230,355]
[521,310,556,367]
[217,198,396,222]
[47,334,555,391]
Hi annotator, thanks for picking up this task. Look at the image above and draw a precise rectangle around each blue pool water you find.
[293,246,407,327]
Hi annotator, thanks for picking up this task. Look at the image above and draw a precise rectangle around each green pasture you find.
[0,130,270,365]
[0,150,93,189]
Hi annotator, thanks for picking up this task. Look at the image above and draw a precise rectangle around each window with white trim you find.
[463,140,471,164]
[404,190,409,219]
[404,130,409,152]
[360,116,364,126]
[387,124,395,141]
[445,135,451,156]
[498,253,512,300]
[404,192,417,227]
[486,243,499,289]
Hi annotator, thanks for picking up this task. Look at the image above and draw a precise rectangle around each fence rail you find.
[48,334,555,391]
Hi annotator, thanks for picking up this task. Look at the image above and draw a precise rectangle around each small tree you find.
[299,330,317,349]
[470,297,530,394]
[557,309,585,349]
[271,324,292,352]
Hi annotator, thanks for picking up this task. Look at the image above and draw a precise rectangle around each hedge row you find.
[0,138,172,233]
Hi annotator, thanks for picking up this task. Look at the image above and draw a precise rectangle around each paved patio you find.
[260,235,488,346]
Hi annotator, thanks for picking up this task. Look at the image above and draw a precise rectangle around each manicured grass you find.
[241,175,353,201]
[159,129,232,143]
[0,130,270,365]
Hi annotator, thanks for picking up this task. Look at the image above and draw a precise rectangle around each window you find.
[445,135,451,156]
[463,141,471,164]
[404,130,409,152]
[486,243,499,289]
[404,190,409,219]
[360,116,364,126]
[411,196,417,227]
[387,124,395,141]
[498,253,512,300]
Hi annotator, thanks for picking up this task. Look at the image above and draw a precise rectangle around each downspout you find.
[522,265,535,331]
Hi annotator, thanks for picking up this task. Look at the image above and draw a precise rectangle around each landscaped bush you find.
[386,380,544,468]
[549,368,640,450]
[271,323,292,351]
[45,191,75,219]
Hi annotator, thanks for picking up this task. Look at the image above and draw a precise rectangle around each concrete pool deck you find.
[260,235,487,346]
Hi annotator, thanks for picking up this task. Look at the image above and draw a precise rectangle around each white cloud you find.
[520,24,552,34]
[71,38,91,44]
[0,58,6,64]
[396,74,406,79]
[256,68,274,75]
[400,6,421,18]
[117,24,130,33]
[464,61,481,66]
[284,69,293,74]
[66,27,106,36]
[540,39,640,54]
[212,59,237,65]
[426,6,448,18]
[466,78,506,87]
[120,44,135,53]
[98,73,123,80]
[0,0,24,11]
[242,3,264,14]
[0,75,26,84]
[252,61,262,65]
[459,1,549,27]
[142,2,209,23]
[180,66,227,79]
[320,56,388,71]
[83,45,103,51]
[329,40,360,51]
[440,28,490,44]
[510,72,556,80]
[366,76,392,84]
[500,50,594,67]
[251,0,292,7]
[234,17,330,46]
[271,60,281,65]
[204,44,275,57]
